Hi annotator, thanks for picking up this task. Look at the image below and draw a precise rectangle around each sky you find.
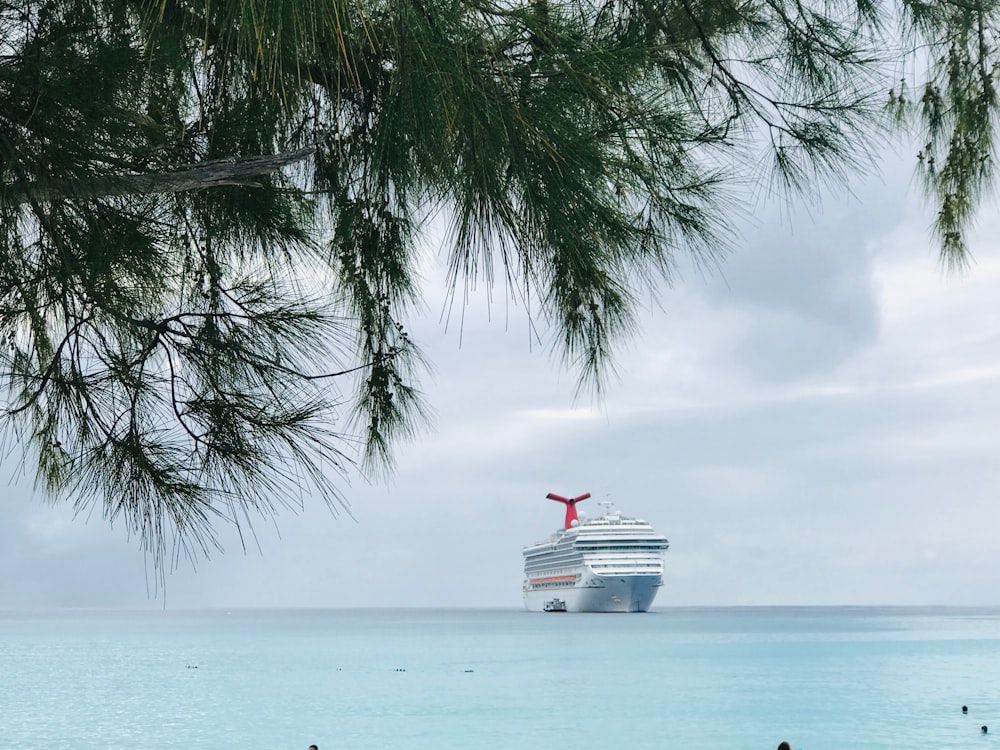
[1,149,999,610]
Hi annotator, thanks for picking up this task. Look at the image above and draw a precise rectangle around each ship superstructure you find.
[522,492,669,613]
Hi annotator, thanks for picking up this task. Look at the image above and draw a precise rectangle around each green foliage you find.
[0,0,994,566]
[896,0,1000,268]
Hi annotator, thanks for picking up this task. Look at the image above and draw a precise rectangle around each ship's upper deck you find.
[523,505,669,557]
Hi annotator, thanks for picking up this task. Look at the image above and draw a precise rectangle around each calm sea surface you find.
[1,607,998,750]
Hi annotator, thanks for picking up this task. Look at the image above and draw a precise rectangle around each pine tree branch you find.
[4,145,317,204]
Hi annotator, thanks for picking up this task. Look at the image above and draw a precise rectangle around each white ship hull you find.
[523,571,662,613]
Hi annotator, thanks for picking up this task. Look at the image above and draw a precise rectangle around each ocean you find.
[1,606,997,750]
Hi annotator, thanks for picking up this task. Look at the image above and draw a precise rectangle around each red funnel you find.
[546,492,591,529]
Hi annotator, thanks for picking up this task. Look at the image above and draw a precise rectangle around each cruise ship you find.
[522,492,670,613]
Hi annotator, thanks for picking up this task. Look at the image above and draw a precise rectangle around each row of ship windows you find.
[531,538,663,548]
[525,548,664,563]
[525,552,580,560]
[525,547,665,560]
[526,556,662,571]
[524,565,580,576]
[586,559,664,566]
[527,569,661,588]
[527,581,575,589]
[524,557,663,575]
[525,556,583,569]
[525,571,574,580]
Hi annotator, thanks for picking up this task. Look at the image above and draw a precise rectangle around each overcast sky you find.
[1,148,999,610]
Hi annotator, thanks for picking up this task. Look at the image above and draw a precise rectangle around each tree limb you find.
[4,145,317,204]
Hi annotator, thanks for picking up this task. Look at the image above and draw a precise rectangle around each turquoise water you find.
[1,607,998,750]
